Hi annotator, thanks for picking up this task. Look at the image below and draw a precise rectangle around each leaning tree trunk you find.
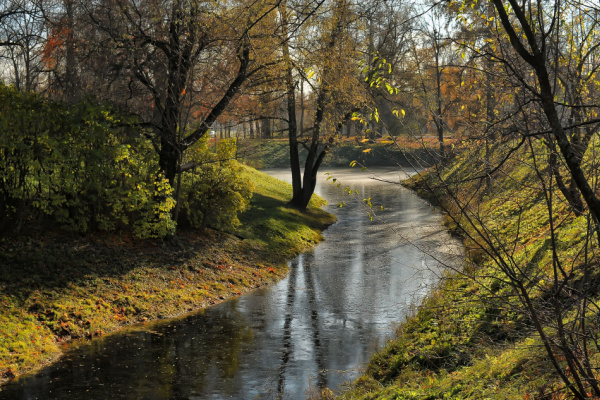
[491,1,600,397]
[288,90,330,210]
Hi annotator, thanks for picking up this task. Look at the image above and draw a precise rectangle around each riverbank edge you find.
[330,154,569,399]
[0,167,336,386]
[237,138,444,169]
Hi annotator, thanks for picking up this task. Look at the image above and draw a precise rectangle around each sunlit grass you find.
[237,138,440,169]
[335,139,596,399]
[0,166,334,383]
[238,166,335,260]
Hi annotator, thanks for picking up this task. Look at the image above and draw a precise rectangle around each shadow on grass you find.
[0,232,211,301]
[238,193,335,251]
[0,192,332,306]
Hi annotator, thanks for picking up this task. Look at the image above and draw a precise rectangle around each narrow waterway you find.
[0,168,462,400]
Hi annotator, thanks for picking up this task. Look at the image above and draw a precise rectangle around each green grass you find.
[0,167,335,383]
[330,139,598,399]
[237,166,335,259]
[237,138,437,169]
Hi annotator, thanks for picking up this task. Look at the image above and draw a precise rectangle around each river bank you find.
[237,137,445,169]
[332,143,592,398]
[1,166,463,399]
[0,166,336,385]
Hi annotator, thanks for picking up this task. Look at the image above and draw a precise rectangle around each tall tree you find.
[429,0,600,397]
[69,0,281,186]
[409,6,458,158]
[281,0,371,210]
[488,0,600,237]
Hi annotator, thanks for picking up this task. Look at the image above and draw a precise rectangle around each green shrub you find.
[0,84,175,237]
[179,138,253,231]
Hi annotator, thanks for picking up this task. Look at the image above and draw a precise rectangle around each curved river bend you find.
[0,168,462,400]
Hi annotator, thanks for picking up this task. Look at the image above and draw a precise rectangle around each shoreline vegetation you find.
[333,141,595,399]
[236,137,448,169]
[5,134,567,399]
[0,166,336,385]
[0,136,448,389]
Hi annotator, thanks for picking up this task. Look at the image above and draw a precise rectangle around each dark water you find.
[0,168,462,400]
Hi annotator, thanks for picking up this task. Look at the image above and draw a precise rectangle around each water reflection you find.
[0,168,462,400]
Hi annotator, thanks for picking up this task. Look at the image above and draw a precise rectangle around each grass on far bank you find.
[236,136,447,169]
[0,166,335,384]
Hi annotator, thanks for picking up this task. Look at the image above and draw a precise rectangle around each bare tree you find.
[412,0,600,397]
[0,0,46,91]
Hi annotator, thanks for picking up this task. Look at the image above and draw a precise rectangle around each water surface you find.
[0,167,462,400]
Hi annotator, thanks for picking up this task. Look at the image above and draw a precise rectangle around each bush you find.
[0,84,175,237]
[179,139,253,231]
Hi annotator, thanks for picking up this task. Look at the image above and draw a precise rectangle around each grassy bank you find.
[0,166,335,384]
[332,140,597,399]
[236,137,444,169]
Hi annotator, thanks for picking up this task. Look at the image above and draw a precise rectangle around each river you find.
[0,167,462,400]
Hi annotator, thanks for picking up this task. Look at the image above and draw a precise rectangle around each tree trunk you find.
[491,1,600,396]
[549,148,584,216]
[64,0,78,102]
[492,0,600,231]
[434,30,444,159]
[159,138,179,186]
[299,78,305,136]
[280,1,303,207]
[484,42,494,189]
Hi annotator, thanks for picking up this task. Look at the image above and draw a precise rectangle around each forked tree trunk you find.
[281,1,327,211]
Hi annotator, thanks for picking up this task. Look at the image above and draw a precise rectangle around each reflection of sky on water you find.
[1,168,462,400]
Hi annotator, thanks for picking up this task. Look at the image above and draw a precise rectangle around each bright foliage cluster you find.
[180,138,253,231]
[0,84,175,238]
[0,84,253,238]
